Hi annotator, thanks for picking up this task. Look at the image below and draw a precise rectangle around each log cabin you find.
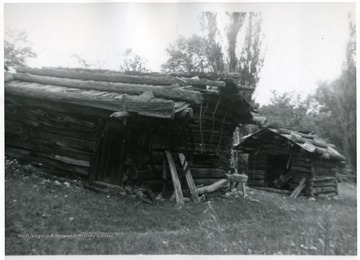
[235,127,346,198]
[5,67,257,199]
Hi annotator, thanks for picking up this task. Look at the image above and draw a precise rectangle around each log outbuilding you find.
[235,127,346,198]
[5,67,256,200]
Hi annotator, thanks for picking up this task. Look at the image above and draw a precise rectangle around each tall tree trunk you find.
[226,12,246,73]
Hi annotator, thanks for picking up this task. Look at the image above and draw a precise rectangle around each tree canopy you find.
[161,35,209,73]
[4,30,36,71]
[259,91,314,132]
[162,12,264,93]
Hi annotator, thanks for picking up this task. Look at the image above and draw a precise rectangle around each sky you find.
[4,3,355,105]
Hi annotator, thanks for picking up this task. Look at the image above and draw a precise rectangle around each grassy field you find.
[5,158,357,255]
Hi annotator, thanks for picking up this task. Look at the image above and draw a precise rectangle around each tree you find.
[259,91,314,132]
[119,49,149,73]
[200,12,225,72]
[238,13,264,89]
[162,12,264,94]
[161,35,210,73]
[311,14,356,172]
[4,30,36,71]
[226,12,246,72]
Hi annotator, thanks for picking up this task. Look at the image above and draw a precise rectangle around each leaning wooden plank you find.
[196,179,229,195]
[13,72,202,104]
[178,153,200,203]
[165,151,184,205]
[290,178,306,198]
[5,82,175,119]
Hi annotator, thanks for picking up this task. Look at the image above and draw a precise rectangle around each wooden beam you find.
[165,151,184,205]
[18,67,178,85]
[178,153,200,203]
[14,70,202,104]
[177,77,226,88]
[196,179,229,194]
[6,81,175,119]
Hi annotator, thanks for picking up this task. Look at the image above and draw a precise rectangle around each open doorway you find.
[265,154,290,190]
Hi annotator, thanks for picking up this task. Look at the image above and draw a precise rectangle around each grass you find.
[5,158,357,255]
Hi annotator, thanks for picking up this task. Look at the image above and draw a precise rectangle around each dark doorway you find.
[266,154,290,189]
[89,118,128,185]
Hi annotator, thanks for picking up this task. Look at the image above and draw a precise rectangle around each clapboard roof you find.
[5,67,254,120]
[235,127,346,162]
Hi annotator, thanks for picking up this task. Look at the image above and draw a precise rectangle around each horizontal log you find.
[13,72,202,104]
[290,166,312,173]
[314,186,337,193]
[177,77,225,88]
[250,186,291,195]
[14,124,96,152]
[316,192,338,198]
[313,183,337,188]
[18,67,179,85]
[313,176,337,181]
[6,95,112,120]
[6,81,176,119]
[5,147,89,176]
[225,173,248,182]
[196,179,229,194]
[193,178,229,187]
[5,136,93,162]
[5,114,99,141]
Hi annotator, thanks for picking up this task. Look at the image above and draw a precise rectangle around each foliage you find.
[200,12,225,72]
[161,35,210,73]
[259,91,314,132]
[4,30,36,71]
[238,13,264,89]
[162,12,264,92]
[311,15,356,171]
[119,48,149,73]
[225,12,247,72]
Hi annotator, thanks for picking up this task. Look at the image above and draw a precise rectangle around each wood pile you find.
[5,67,254,192]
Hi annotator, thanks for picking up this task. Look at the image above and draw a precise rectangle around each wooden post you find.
[178,153,200,203]
[118,117,128,185]
[162,159,167,196]
[165,151,184,205]
[241,182,246,198]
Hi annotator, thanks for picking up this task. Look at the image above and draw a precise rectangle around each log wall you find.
[246,151,338,197]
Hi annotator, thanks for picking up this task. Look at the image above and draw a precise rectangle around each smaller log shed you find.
[5,67,257,194]
[235,128,346,198]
